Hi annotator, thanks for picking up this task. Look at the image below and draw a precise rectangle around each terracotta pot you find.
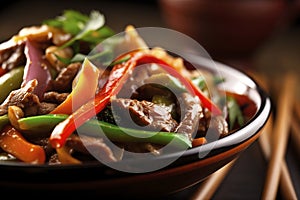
[159,0,289,60]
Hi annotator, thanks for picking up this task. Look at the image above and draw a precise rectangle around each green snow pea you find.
[18,114,191,148]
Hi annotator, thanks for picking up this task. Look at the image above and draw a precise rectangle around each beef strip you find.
[196,107,210,137]
[117,63,166,100]
[0,79,40,116]
[43,91,69,104]
[196,104,229,140]
[38,102,57,114]
[50,62,81,93]
[111,98,178,132]
[65,134,117,162]
[0,40,26,71]
[175,93,204,141]
[210,115,229,138]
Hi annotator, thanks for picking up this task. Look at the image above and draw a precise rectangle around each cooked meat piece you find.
[0,79,40,116]
[197,107,210,137]
[196,107,229,141]
[38,102,57,114]
[0,40,26,71]
[111,98,178,132]
[117,65,151,99]
[43,91,69,104]
[66,135,117,162]
[117,63,166,100]
[175,93,204,141]
[50,62,81,92]
[210,115,229,138]
[118,142,162,155]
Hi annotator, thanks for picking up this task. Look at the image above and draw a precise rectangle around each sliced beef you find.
[175,93,204,140]
[111,98,178,132]
[0,40,26,71]
[197,108,210,137]
[0,79,40,116]
[38,102,57,115]
[66,135,117,162]
[50,62,81,93]
[43,91,69,104]
[210,115,229,138]
[196,105,229,140]
[117,63,166,100]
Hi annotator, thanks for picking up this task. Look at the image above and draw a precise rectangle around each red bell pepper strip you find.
[137,55,222,116]
[50,52,222,148]
[50,52,143,148]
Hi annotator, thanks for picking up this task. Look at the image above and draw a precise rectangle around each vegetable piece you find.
[50,52,222,148]
[50,53,142,148]
[18,114,68,134]
[0,115,9,131]
[7,105,24,130]
[50,58,100,114]
[45,45,73,70]
[192,137,207,147]
[188,79,222,116]
[192,76,207,91]
[18,114,191,149]
[56,146,81,164]
[0,125,46,164]
[144,73,187,93]
[22,39,51,100]
[227,96,245,130]
[44,10,89,35]
[0,66,24,104]
[53,10,105,49]
[136,54,223,115]
[80,120,192,149]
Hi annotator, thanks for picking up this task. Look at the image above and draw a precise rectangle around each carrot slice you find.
[0,125,46,164]
[192,137,207,147]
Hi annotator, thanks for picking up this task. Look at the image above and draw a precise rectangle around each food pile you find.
[0,10,253,164]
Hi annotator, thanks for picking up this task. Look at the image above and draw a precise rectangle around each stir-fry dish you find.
[0,10,256,165]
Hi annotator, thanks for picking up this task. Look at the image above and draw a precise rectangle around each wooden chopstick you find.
[190,159,237,200]
[291,117,300,156]
[251,71,298,200]
[190,71,298,200]
[261,73,297,200]
[295,101,300,121]
[259,116,298,200]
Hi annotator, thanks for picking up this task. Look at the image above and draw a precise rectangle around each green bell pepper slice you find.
[18,114,191,149]
[0,115,9,131]
[0,66,24,104]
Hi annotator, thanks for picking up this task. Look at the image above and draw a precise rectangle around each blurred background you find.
[0,0,299,199]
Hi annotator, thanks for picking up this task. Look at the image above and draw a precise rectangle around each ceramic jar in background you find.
[158,0,291,61]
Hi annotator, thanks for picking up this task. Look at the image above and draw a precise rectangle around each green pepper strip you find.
[18,114,191,149]
[0,66,24,104]
[0,115,9,131]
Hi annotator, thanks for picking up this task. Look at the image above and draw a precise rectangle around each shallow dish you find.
[0,55,271,197]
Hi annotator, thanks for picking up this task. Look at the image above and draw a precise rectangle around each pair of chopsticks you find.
[190,71,299,200]
[259,72,297,200]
